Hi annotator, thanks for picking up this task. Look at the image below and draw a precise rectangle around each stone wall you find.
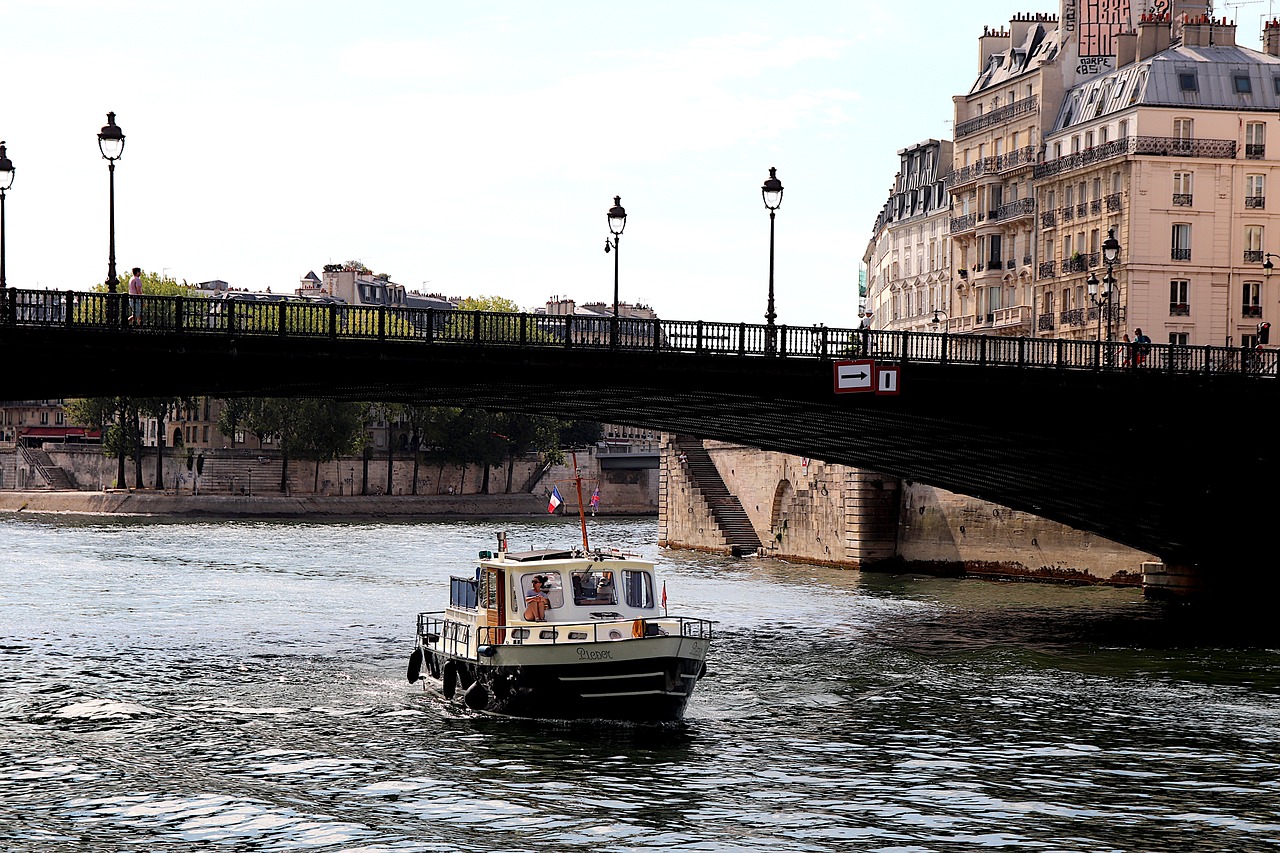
[661,439,1154,584]
[541,447,658,515]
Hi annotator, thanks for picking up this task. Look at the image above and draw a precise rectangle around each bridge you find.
[3,287,1277,594]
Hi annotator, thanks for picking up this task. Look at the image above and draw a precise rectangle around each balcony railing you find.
[945,157,998,189]
[1172,247,1192,261]
[1076,202,1088,217]
[1173,193,1193,206]
[1170,303,1191,316]
[1061,205,1074,222]
[1039,260,1056,278]
[1247,144,1266,159]
[1247,195,1265,209]
[1245,249,1265,263]
[954,96,1039,139]
[996,146,1038,173]
[1105,193,1122,211]
[1034,135,1238,179]
[950,213,978,233]
[1037,312,1055,331]
[991,197,1036,222]
[1090,198,1102,214]
[1041,210,1057,228]
[1243,305,1263,318]
[1061,308,1086,327]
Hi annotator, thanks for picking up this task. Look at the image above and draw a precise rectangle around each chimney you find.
[1182,15,1239,47]
[1171,1,1212,41]
[1115,30,1138,68]
[979,25,1012,72]
[1137,13,1172,60]
[1265,19,1280,56]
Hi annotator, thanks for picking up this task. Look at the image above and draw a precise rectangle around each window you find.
[1173,171,1193,206]
[1072,136,1082,154]
[1247,122,1266,158]
[1170,279,1190,315]
[1085,131,1095,149]
[1170,332,1190,346]
[1172,223,1191,260]
[1247,174,1265,208]
[1179,73,1198,92]
[1235,75,1253,94]
[623,570,655,609]
[1118,119,1128,138]
[1174,118,1194,141]
[1245,225,1264,263]
[40,412,49,425]
[1100,126,1109,144]
[572,570,617,606]
[1244,281,1263,318]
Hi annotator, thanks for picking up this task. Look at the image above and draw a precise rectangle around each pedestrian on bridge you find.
[128,267,143,325]
[1133,328,1152,367]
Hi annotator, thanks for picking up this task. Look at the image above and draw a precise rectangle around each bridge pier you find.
[1141,561,1205,599]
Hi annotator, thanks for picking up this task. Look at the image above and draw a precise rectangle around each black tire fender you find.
[442,662,458,699]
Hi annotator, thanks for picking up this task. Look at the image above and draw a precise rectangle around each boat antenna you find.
[571,451,590,552]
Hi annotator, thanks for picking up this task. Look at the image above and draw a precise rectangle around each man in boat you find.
[524,576,550,621]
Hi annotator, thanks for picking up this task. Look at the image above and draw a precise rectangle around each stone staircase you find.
[673,435,762,555]
[20,446,76,490]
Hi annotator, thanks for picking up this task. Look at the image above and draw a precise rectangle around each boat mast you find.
[571,451,590,551]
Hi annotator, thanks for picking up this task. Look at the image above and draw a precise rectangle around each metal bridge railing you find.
[1,287,1275,379]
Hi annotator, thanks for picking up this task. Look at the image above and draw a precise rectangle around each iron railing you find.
[954,96,1039,139]
[1034,136,1238,180]
[0,287,1274,379]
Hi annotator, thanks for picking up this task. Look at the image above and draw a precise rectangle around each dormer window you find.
[1179,73,1198,92]
[1235,75,1253,94]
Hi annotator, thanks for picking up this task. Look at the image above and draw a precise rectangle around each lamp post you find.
[98,112,126,327]
[761,166,783,354]
[604,196,626,347]
[1262,252,1280,274]
[0,141,14,298]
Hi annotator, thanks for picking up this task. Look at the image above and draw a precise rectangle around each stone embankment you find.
[0,490,550,518]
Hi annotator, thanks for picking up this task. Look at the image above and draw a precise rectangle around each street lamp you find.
[0,141,14,298]
[761,167,784,354]
[604,195,626,346]
[98,112,126,327]
[1262,252,1280,274]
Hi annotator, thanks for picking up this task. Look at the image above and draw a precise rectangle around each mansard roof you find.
[1053,43,1280,133]
[970,22,1061,94]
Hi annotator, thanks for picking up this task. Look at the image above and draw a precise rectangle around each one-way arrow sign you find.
[833,359,875,393]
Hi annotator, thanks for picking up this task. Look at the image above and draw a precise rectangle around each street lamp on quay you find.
[604,196,626,346]
[1086,228,1122,358]
[98,112,126,327]
[761,167,783,354]
[0,141,14,298]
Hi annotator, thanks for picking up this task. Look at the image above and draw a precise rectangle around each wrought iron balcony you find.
[996,145,1038,173]
[1037,312,1055,331]
[1038,260,1056,278]
[1247,144,1266,159]
[1077,202,1088,218]
[954,96,1039,139]
[1061,205,1074,222]
[1105,193,1122,212]
[1245,249,1265,263]
[1041,210,1057,228]
[1172,247,1192,261]
[1246,195,1265,209]
[945,157,998,189]
[949,213,978,233]
[1243,305,1263,318]
[1170,303,1190,316]
[991,198,1035,222]
[1173,193,1192,206]
[1061,308,1085,326]
[1090,198,1102,214]
[1034,135,1238,180]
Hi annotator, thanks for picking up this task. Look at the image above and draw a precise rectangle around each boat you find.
[406,463,714,722]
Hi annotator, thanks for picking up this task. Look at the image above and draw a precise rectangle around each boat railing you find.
[417,613,472,660]
[478,615,714,647]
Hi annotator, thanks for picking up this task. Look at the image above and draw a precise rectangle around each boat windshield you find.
[516,571,565,611]
[571,570,617,606]
[622,570,655,609]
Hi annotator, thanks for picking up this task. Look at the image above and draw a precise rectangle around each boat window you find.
[515,572,564,611]
[480,569,498,610]
[571,570,617,606]
[622,571,655,609]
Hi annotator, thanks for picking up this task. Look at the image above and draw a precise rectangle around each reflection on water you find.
[2,514,1279,851]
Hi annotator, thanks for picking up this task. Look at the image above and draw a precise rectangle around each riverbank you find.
[0,490,619,518]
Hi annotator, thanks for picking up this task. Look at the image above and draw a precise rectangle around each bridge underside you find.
[6,326,1275,589]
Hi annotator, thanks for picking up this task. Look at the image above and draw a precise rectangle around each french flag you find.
[548,486,563,513]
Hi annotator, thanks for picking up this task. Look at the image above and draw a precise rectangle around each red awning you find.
[20,426,101,438]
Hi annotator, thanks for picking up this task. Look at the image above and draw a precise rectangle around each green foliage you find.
[559,420,603,448]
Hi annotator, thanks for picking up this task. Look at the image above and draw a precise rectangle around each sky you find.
[1,1,1263,326]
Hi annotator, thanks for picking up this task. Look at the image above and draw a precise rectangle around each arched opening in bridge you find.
[770,479,795,545]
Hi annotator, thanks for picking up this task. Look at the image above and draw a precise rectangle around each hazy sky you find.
[0,1,1258,326]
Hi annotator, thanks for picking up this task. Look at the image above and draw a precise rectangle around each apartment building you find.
[863,139,953,332]
[1035,15,1280,347]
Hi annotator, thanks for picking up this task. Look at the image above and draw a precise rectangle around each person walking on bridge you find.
[127,267,143,325]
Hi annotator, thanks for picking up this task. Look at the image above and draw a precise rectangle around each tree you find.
[135,397,187,490]
[498,412,564,493]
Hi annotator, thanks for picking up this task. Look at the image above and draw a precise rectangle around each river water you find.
[2,514,1278,852]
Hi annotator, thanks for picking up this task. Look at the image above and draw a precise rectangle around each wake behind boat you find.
[407,531,714,722]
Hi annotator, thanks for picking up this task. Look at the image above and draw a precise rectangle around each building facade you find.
[864,140,954,332]
[1035,15,1280,349]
